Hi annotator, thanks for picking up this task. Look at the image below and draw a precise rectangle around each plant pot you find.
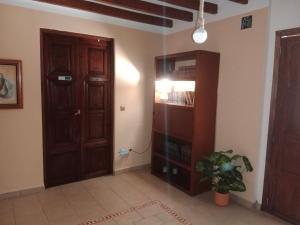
[214,192,230,206]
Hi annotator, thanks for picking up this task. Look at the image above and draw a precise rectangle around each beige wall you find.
[0,3,163,195]
[0,3,270,203]
[166,8,268,203]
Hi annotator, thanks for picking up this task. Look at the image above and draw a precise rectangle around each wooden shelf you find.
[155,102,194,110]
[152,50,220,196]
[152,171,192,195]
[153,129,192,143]
[157,71,196,81]
[153,152,191,171]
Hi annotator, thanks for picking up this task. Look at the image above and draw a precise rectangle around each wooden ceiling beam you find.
[157,0,218,14]
[95,0,193,22]
[34,0,173,27]
[228,0,249,4]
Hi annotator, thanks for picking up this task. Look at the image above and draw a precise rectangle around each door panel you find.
[43,34,81,186]
[86,112,105,140]
[42,31,113,187]
[83,146,109,176]
[80,38,112,178]
[88,84,105,110]
[85,82,107,142]
[47,152,81,186]
[49,43,73,74]
[263,30,300,225]
[88,48,106,76]
[48,81,75,111]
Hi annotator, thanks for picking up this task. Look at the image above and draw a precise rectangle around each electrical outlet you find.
[119,148,129,157]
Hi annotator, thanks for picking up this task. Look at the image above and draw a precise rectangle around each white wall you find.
[257,0,300,203]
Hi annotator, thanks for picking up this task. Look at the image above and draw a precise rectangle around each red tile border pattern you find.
[78,200,193,225]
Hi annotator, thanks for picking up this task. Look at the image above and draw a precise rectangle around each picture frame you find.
[0,59,23,109]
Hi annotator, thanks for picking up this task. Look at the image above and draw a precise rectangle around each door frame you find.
[262,27,300,220]
[40,29,115,187]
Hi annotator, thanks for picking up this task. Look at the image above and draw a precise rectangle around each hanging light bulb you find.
[193,27,207,44]
[192,0,207,44]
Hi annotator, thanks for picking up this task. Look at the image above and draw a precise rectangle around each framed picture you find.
[0,59,23,109]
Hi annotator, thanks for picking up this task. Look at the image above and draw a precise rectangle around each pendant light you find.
[192,0,207,44]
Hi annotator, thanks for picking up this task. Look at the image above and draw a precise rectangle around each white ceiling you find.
[0,0,269,34]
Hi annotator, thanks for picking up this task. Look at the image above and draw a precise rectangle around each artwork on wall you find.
[0,59,23,109]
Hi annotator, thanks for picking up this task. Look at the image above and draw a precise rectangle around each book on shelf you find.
[166,91,195,106]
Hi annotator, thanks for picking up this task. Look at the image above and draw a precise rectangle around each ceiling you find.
[0,0,269,34]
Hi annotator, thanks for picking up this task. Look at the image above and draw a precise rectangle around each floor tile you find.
[13,195,43,217]
[87,188,128,213]
[0,199,13,217]
[134,216,163,225]
[48,214,81,225]
[15,212,49,225]
[0,169,291,225]
[0,213,15,225]
[43,201,75,221]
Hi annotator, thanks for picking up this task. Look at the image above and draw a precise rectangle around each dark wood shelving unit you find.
[151,50,220,196]
[153,129,192,143]
[153,152,191,171]
[155,102,194,110]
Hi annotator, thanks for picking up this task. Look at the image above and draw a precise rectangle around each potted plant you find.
[196,150,253,206]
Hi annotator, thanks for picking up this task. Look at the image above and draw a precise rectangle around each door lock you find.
[74,109,81,116]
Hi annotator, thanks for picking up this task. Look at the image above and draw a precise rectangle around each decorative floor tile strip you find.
[78,200,192,225]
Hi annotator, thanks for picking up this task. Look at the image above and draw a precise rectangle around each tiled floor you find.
[0,170,290,225]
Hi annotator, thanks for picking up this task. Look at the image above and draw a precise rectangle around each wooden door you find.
[41,30,113,187]
[80,37,113,179]
[263,28,300,225]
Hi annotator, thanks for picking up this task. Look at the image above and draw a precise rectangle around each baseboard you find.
[0,165,150,200]
[114,164,151,175]
[231,194,262,211]
[0,186,45,200]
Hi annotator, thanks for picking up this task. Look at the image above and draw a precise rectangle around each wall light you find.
[118,57,140,85]
[192,0,207,44]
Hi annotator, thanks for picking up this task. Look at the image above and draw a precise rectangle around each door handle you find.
[74,109,81,116]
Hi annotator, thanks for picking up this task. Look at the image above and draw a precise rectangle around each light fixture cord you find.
[197,0,205,28]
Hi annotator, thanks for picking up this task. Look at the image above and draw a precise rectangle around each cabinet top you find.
[155,50,220,61]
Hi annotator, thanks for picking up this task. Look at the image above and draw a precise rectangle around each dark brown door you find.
[41,30,113,187]
[80,38,113,179]
[263,29,300,225]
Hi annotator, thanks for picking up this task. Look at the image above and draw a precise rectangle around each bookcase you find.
[151,50,220,195]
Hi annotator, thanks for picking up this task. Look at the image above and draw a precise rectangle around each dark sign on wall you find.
[241,15,253,30]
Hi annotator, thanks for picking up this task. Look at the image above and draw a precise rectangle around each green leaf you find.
[199,177,210,182]
[217,178,231,193]
[196,159,214,181]
[242,156,253,172]
[220,149,233,154]
[196,161,205,172]
[209,152,221,164]
[230,180,246,192]
[196,150,253,194]
[215,154,231,166]
[231,154,242,161]
[232,169,243,180]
